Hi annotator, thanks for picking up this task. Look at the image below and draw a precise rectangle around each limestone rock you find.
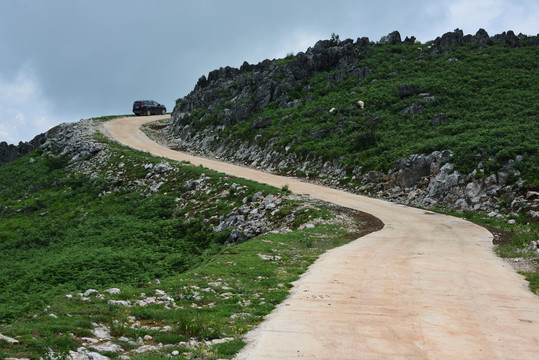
[0,333,19,344]
[379,31,402,45]
[397,84,420,98]
[401,102,424,116]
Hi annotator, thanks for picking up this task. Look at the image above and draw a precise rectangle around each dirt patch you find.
[171,146,191,152]
[148,124,168,131]
[336,206,385,240]
[486,225,513,246]
[503,257,538,273]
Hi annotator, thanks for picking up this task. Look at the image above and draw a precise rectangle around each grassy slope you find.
[0,131,366,359]
[195,41,538,182]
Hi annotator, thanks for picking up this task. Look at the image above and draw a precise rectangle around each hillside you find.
[0,28,538,359]
[0,118,375,359]
[164,29,538,216]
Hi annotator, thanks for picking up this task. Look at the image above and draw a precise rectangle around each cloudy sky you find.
[0,0,537,144]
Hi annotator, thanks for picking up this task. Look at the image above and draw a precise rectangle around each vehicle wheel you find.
[161,109,166,115]
[146,110,151,116]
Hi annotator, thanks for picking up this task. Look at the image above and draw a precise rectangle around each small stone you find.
[81,337,100,344]
[172,350,180,356]
[92,342,124,353]
[93,326,111,340]
[143,334,153,342]
[134,345,160,354]
[86,351,110,360]
[508,219,516,225]
[0,333,19,344]
[105,288,121,295]
[83,289,99,297]
[107,300,131,306]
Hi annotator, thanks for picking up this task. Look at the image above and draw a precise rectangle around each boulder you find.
[465,182,483,199]
[92,342,124,353]
[474,28,493,45]
[497,166,521,185]
[356,37,371,47]
[379,31,402,45]
[401,102,424,116]
[428,163,459,197]
[496,30,520,47]
[153,162,172,173]
[430,113,449,126]
[398,84,420,98]
[364,171,383,183]
[251,116,272,130]
[390,154,431,188]
[439,28,464,48]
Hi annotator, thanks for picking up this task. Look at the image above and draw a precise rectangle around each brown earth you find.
[103,116,539,360]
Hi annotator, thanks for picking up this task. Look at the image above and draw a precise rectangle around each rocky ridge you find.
[160,28,538,221]
[0,134,46,166]
[170,28,537,135]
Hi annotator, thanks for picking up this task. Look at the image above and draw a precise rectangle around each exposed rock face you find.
[379,31,402,45]
[427,28,532,54]
[0,134,45,165]
[251,116,272,130]
[170,35,379,135]
[357,151,536,217]
[390,153,432,188]
[0,119,105,166]
[42,120,105,162]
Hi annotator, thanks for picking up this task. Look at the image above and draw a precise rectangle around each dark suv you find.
[132,100,167,116]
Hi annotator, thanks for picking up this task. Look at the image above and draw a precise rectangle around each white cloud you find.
[0,123,13,143]
[434,0,539,37]
[15,112,25,125]
[448,0,503,30]
[0,63,59,143]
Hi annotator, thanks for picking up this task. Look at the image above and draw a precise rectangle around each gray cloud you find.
[1,0,537,142]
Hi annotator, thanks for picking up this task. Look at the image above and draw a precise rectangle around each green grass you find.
[0,131,365,359]
[0,212,361,359]
[174,40,538,183]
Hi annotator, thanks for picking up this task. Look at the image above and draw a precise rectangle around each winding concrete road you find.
[103,116,538,359]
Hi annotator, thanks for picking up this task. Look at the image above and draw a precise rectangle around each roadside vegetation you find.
[0,132,370,359]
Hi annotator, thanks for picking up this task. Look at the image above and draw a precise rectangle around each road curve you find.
[103,116,539,359]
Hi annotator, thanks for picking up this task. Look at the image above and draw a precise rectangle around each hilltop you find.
[161,28,538,217]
